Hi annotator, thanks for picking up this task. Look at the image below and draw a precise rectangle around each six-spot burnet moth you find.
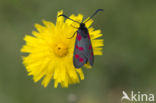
[59,9,103,68]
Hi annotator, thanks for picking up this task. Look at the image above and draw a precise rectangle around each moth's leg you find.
[68,31,77,39]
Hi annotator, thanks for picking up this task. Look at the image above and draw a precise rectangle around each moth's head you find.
[80,23,85,28]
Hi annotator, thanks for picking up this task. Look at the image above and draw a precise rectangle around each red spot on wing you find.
[90,52,94,60]
[77,33,82,41]
[79,58,84,63]
[89,45,92,50]
[76,45,78,49]
[75,54,79,59]
[88,34,90,39]
[78,47,84,51]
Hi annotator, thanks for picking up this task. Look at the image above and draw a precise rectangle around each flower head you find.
[21,10,104,88]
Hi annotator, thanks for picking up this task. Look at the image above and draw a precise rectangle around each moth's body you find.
[73,23,94,68]
[59,9,103,68]
[78,23,88,37]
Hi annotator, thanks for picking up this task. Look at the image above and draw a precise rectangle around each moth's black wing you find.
[87,33,94,66]
[73,30,94,68]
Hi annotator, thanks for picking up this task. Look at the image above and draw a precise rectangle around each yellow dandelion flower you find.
[21,10,104,88]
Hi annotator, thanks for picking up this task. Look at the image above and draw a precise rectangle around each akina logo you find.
[121,91,154,102]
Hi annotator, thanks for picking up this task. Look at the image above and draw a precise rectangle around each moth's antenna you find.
[58,14,80,24]
[84,9,103,23]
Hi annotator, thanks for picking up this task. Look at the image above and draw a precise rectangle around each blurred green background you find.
[0,0,156,103]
